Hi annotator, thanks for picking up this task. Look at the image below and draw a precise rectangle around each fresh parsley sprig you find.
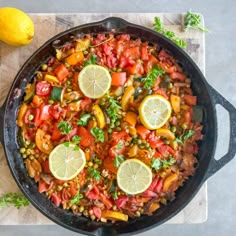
[175,129,195,145]
[83,54,97,67]
[77,113,91,126]
[0,193,30,209]
[114,154,124,167]
[70,192,83,204]
[90,127,105,142]
[151,157,176,170]
[153,17,187,49]
[184,11,208,32]
[87,168,101,181]
[106,94,122,126]
[143,65,165,89]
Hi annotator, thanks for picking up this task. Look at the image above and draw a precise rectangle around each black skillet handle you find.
[205,84,236,179]
[0,101,6,144]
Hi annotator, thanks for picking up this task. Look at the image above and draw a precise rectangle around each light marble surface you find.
[0,13,207,225]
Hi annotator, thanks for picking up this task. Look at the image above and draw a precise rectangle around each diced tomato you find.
[101,43,113,55]
[111,72,126,86]
[147,178,159,192]
[36,81,52,96]
[123,47,140,60]
[170,72,186,82]
[158,49,172,61]
[106,54,117,69]
[183,110,192,126]
[54,179,67,185]
[41,160,51,174]
[153,151,162,158]
[38,179,51,193]
[154,179,163,193]
[86,186,100,200]
[51,122,64,141]
[80,97,92,111]
[77,126,94,147]
[40,105,52,120]
[183,95,197,106]
[61,188,71,201]
[34,108,43,127]
[125,62,144,75]
[98,193,113,209]
[159,62,176,73]
[51,193,61,207]
[142,190,157,198]
[92,206,102,219]
[141,44,149,61]
[54,64,69,81]
[158,145,175,157]
[103,156,117,173]
[153,88,168,99]
[49,103,65,120]
[119,57,136,68]
[115,195,128,209]
[136,125,150,140]
[147,131,164,148]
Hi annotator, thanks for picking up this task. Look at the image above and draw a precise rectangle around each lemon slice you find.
[78,65,111,99]
[49,143,86,181]
[139,95,172,130]
[117,159,152,195]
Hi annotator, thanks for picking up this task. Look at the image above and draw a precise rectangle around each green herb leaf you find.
[93,156,102,164]
[183,129,195,141]
[72,135,82,145]
[111,191,118,200]
[64,141,70,147]
[84,54,97,66]
[57,121,72,135]
[106,94,122,125]
[114,155,124,167]
[153,16,187,49]
[70,192,83,204]
[151,158,162,170]
[161,156,176,169]
[0,193,30,209]
[116,141,123,151]
[87,168,101,181]
[184,11,208,32]
[143,65,165,89]
[90,127,105,142]
[77,113,91,126]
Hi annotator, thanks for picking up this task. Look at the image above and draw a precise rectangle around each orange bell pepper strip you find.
[125,111,137,126]
[163,173,178,192]
[170,94,180,113]
[101,210,128,222]
[65,51,84,65]
[155,128,175,141]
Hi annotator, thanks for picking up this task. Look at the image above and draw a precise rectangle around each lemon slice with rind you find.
[117,159,152,195]
[49,143,86,181]
[78,65,111,99]
[139,95,172,130]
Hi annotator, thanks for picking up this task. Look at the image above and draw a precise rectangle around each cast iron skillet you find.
[0,17,236,236]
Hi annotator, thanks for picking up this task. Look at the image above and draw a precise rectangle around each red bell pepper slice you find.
[77,126,94,147]
[51,193,61,207]
[92,206,102,219]
[114,195,128,209]
[111,72,126,86]
[86,186,100,200]
[98,193,113,209]
[54,64,69,81]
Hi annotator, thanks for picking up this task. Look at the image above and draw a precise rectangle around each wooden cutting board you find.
[0,13,207,225]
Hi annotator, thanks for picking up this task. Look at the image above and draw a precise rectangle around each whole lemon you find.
[0,7,34,46]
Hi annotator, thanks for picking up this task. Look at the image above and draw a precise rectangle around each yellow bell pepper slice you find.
[65,51,84,65]
[121,86,135,111]
[35,129,53,154]
[101,210,128,222]
[170,94,180,113]
[17,104,28,127]
[75,38,90,51]
[45,74,59,84]
[163,173,178,192]
[155,128,175,141]
[92,104,105,129]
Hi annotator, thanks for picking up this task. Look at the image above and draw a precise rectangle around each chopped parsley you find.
[114,155,124,167]
[87,168,101,181]
[153,16,187,48]
[57,121,72,135]
[70,192,83,204]
[106,94,122,125]
[72,135,81,150]
[83,54,97,66]
[143,65,165,89]
[0,193,30,209]
[184,11,208,32]
[175,129,195,145]
[90,127,105,142]
[77,113,91,126]
[151,157,176,170]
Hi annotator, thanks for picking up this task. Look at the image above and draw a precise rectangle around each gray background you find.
[0,0,235,236]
